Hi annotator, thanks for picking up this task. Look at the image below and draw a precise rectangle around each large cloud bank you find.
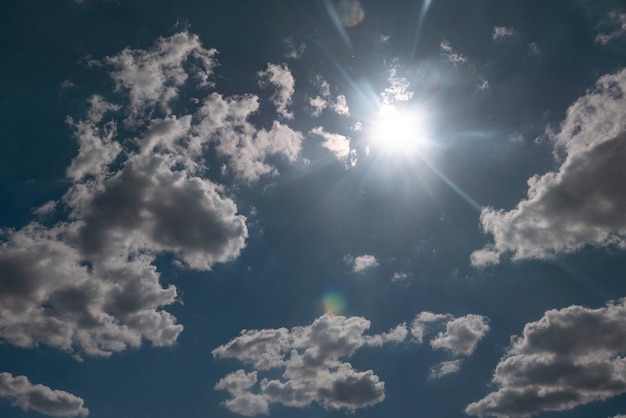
[472,67,626,267]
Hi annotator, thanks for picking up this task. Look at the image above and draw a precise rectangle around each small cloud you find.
[283,37,306,59]
[32,200,58,216]
[429,360,462,379]
[492,26,515,40]
[391,272,410,282]
[528,41,540,55]
[439,40,468,64]
[350,254,379,272]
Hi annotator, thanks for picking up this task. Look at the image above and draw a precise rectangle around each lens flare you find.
[336,0,365,28]
[322,290,346,315]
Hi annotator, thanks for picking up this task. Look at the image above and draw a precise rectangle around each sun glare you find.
[369,103,430,156]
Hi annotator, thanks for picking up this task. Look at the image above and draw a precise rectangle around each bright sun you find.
[369,103,430,156]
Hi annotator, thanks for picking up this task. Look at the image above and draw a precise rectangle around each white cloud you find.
[382,67,413,104]
[429,360,462,379]
[0,372,89,417]
[104,31,217,122]
[308,78,350,117]
[332,94,350,116]
[472,67,626,265]
[466,299,626,417]
[349,254,379,272]
[213,315,407,415]
[439,40,468,64]
[595,10,626,45]
[258,63,295,119]
[310,126,353,165]
[492,26,515,40]
[391,272,410,282]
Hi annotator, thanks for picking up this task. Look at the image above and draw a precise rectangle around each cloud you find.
[308,77,350,117]
[213,315,407,415]
[430,314,490,357]
[310,127,356,167]
[258,63,295,119]
[410,312,489,378]
[430,360,462,379]
[391,272,410,282]
[283,38,306,60]
[348,254,379,272]
[104,31,217,122]
[439,40,468,64]
[381,67,413,104]
[595,10,626,45]
[0,30,308,358]
[492,26,515,40]
[466,298,626,417]
[472,67,626,265]
[0,372,89,417]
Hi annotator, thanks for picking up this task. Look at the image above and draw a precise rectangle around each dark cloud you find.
[466,299,626,417]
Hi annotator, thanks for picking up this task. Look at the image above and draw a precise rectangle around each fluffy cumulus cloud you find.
[472,67,626,266]
[466,299,626,417]
[213,315,408,416]
[310,126,357,167]
[411,312,489,378]
[347,254,379,273]
[258,63,295,119]
[0,373,88,417]
[0,31,306,361]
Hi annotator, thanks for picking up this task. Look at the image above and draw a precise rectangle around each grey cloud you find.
[213,315,406,415]
[0,223,181,357]
[466,299,626,417]
[492,26,515,40]
[411,312,489,378]
[0,372,89,417]
[472,67,626,266]
[430,314,490,357]
[0,30,311,360]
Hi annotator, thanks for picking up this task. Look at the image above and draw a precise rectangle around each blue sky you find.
[2,1,626,417]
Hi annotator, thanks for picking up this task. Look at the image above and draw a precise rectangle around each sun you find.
[369,103,430,156]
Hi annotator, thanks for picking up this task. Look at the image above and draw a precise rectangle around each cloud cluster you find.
[258,63,295,119]
[308,78,350,117]
[411,312,490,378]
[466,299,626,417]
[472,67,626,266]
[0,373,88,417]
[0,30,306,365]
[213,315,407,416]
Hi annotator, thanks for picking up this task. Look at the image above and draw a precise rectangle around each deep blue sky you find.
[2,1,626,417]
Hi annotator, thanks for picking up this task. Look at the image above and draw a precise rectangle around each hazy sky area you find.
[2,1,626,417]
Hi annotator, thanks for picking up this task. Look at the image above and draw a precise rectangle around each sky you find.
[2,0,626,417]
